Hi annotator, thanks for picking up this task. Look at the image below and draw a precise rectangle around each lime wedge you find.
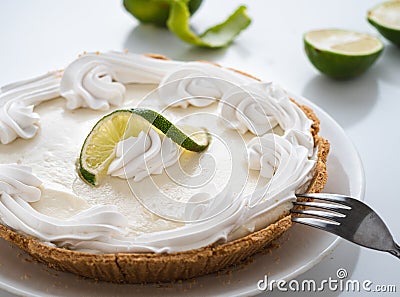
[304,29,384,79]
[368,0,400,46]
[79,108,210,186]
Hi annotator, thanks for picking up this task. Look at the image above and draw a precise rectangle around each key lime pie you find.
[0,52,329,283]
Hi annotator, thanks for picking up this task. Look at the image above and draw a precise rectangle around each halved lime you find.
[79,108,210,186]
[304,29,384,79]
[368,0,400,46]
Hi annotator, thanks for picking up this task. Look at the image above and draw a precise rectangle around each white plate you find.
[0,96,365,297]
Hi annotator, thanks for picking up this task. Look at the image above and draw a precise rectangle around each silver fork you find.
[291,193,400,259]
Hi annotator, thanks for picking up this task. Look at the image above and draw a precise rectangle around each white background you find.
[0,0,399,296]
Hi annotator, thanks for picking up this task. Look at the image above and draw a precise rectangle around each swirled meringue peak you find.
[0,164,42,203]
[107,129,180,182]
[245,133,316,217]
[248,134,315,194]
[219,82,280,135]
[0,164,132,253]
[60,51,183,110]
[0,72,61,144]
[158,62,253,108]
[219,82,313,135]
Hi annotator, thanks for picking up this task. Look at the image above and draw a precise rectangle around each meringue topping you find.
[0,52,317,253]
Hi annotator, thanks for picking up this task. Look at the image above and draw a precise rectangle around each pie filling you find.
[0,52,317,253]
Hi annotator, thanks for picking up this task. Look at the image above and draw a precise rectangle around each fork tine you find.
[291,217,340,233]
[291,208,345,221]
[293,201,351,212]
[293,194,400,260]
[296,193,356,208]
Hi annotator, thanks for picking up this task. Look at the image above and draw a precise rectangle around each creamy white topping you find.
[0,164,42,202]
[219,82,314,154]
[0,52,318,254]
[0,72,61,144]
[60,52,183,110]
[219,82,280,135]
[0,164,134,253]
[247,134,316,206]
[131,189,246,253]
[224,134,316,240]
[158,62,253,108]
[108,129,180,182]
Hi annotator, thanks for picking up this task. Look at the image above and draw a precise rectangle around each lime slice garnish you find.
[167,2,251,48]
[368,0,400,46]
[79,108,210,186]
[304,29,384,79]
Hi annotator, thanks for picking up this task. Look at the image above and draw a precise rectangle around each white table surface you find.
[0,0,399,296]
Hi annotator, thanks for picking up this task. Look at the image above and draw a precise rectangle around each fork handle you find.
[388,242,400,260]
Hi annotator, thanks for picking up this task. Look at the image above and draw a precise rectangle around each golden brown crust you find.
[294,100,330,194]
[0,214,293,283]
[143,53,170,61]
[0,59,330,284]
[227,67,262,82]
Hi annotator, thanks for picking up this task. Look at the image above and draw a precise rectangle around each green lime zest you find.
[167,1,251,48]
[130,108,210,152]
[78,108,210,186]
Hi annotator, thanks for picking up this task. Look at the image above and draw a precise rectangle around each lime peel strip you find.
[130,108,211,152]
[79,108,211,186]
[167,1,251,48]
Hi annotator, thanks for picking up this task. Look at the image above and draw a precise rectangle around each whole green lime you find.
[304,29,384,79]
[123,0,203,27]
